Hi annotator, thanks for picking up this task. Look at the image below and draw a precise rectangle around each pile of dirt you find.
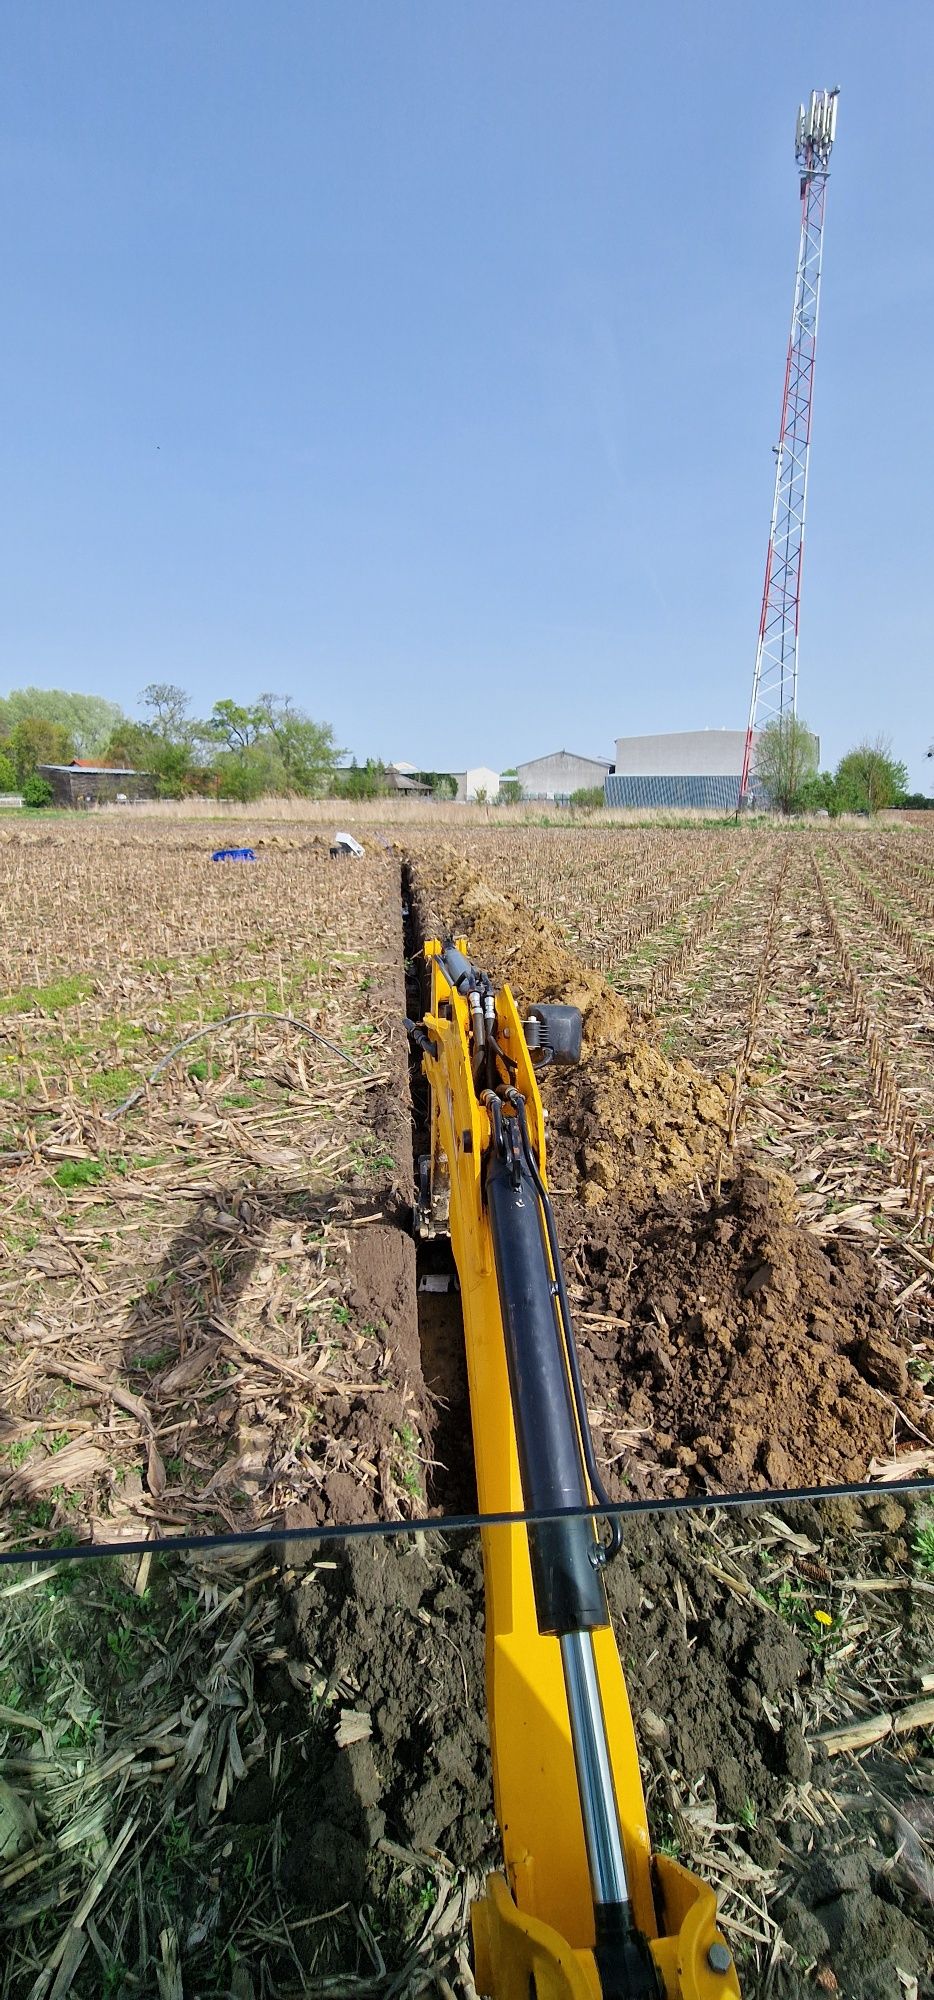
[272,1505,933,1997]
[407,846,930,1493]
[279,1533,496,1909]
[407,844,732,1206]
[564,1170,910,1495]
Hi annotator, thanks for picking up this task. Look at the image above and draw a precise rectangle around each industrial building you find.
[605,731,753,810]
[454,766,501,802]
[604,729,819,809]
[516,750,611,803]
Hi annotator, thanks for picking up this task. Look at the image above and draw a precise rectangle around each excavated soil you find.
[271,1500,934,1998]
[406,846,931,1495]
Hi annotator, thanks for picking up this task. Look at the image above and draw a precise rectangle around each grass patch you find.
[0,973,94,1016]
[53,1158,106,1189]
[84,1066,140,1105]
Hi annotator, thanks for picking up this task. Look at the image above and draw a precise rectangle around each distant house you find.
[454,767,501,802]
[385,762,432,796]
[515,750,611,802]
[38,762,157,807]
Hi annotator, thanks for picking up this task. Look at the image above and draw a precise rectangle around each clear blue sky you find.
[3,3,932,789]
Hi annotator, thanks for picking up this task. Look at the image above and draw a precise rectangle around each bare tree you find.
[139,683,192,743]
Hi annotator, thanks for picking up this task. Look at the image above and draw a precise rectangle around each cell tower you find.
[738,87,839,809]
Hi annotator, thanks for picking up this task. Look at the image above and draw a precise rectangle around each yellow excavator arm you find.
[409,940,740,2000]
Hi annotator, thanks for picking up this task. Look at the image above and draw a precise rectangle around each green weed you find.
[53,1158,105,1190]
[0,974,93,1016]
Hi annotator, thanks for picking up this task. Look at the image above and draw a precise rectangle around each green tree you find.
[333,758,387,800]
[22,773,54,809]
[101,719,154,768]
[753,716,819,813]
[417,770,457,800]
[8,717,75,784]
[150,743,200,799]
[0,750,17,792]
[0,688,123,757]
[206,699,265,753]
[497,776,524,805]
[254,693,342,794]
[215,753,272,802]
[834,737,908,815]
[796,770,838,815]
[570,785,604,811]
[99,720,194,796]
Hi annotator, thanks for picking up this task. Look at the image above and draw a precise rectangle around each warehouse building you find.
[516,749,611,803]
[604,728,820,810]
[605,731,752,810]
[454,766,502,802]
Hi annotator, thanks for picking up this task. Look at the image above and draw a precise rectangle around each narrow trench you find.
[401,863,477,1517]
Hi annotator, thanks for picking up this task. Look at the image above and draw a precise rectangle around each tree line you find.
[752,718,928,815]
[1,683,926,813]
[0,684,360,803]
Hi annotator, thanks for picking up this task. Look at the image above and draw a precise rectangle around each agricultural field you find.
[0,826,424,1553]
[1,813,933,1536]
[1,811,933,1999]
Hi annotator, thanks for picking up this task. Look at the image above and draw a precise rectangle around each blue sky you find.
[3,4,932,790]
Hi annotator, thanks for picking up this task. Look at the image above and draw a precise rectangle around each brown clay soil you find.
[406,843,932,1496]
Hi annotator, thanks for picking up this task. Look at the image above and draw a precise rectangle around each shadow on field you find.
[102,1176,426,1541]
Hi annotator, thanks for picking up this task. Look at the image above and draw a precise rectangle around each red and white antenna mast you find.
[738,87,839,808]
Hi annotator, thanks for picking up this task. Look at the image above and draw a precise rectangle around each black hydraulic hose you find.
[510,1093,622,1561]
[488,1031,517,1076]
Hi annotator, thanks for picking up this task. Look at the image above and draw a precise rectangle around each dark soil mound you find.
[280,1532,496,1904]
[273,1506,933,1997]
[562,1170,906,1496]
[407,846,930,1494]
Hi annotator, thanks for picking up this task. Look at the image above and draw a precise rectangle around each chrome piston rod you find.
[559,1629,631,1910]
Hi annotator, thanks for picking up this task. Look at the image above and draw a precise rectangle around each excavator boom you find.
[410,941,741,2000]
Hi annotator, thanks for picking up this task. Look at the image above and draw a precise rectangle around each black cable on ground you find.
[3,1473,932,1570]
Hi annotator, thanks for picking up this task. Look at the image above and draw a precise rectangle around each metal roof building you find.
[516,750,611,802]
[454,767,502,802]
[604,729,818,809]
[606,731,751,810]
[38,763,156,807]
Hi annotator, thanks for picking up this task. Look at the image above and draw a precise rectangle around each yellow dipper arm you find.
[416,942,740,2000]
